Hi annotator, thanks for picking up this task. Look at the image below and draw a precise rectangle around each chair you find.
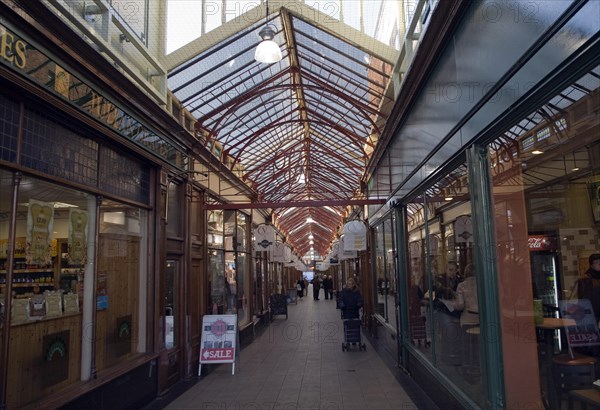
[552,352,597,408]
[550,299,600,409]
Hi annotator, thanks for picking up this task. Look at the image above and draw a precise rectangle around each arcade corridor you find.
[145,287,438,410]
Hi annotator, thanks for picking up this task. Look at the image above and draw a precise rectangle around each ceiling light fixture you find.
[572,152,580,171]
[254,0,282,64]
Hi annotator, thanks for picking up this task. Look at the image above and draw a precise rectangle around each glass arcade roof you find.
[168,2,399,257]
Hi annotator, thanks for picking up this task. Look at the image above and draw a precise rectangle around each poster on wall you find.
[114,315,132,357]
[26,199,55,266]
[68,209,88,265]
[96,270,108,310]
[41,330,70,388]
[199,314,237,376]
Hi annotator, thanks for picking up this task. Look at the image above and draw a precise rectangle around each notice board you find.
[199,314,237,375]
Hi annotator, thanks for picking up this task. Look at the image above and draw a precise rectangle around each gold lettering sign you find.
[0,32,27,68]
[54,64,70,98]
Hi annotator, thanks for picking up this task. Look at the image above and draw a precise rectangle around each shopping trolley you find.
[341,307,366,351]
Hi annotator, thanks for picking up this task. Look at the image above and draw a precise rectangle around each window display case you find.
[0,237,58,296]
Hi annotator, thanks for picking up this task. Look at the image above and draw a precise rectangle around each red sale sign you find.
[199,314,237,375]
[201,348,235,362]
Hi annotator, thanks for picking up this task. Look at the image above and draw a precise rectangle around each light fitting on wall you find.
[254,0,282,64]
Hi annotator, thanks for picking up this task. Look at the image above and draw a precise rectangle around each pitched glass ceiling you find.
[167,2,398,257]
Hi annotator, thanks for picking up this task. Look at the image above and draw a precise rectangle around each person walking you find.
[323,275,333,300]
[576,253,600,322]
[339,277,363,319]
[328,275,335,300]
[296,276,305,300]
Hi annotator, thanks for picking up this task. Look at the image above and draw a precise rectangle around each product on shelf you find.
[11,299,29,324]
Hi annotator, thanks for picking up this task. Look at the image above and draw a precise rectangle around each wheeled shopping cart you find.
[341,308,366,351]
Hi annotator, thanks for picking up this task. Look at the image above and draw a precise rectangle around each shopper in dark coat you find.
[577,253,600,322]
[312,276,321,300]
[339,277,363,319]
[296,276,305,299]
[323,275,333,300]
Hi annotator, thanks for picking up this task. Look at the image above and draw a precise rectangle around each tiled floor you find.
[147,288,439,410]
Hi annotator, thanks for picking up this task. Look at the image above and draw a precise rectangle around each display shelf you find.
[0,269,54,274]
[0,255,58,295]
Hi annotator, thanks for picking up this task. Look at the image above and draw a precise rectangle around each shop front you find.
[207,209,254,345]
[387,66,599,408]
[0,111,156,408]
[0,17,192,408]
[365,1,600,407]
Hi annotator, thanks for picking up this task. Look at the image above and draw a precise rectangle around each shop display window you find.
[488,67,600,407]
[405,164,484,405]
[0,172,93,406]
[0,92,152,406]
[373,216,397,325]
[97,199,149,371]
[208,209,251,326]
[166,182,181,238]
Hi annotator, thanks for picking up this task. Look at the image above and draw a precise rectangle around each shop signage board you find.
[199,314,238,375]
[559,299,600,349]
[254,224,275,251]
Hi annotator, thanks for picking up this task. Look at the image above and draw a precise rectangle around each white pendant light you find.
[255,0,282,64]
[255,25,282,63]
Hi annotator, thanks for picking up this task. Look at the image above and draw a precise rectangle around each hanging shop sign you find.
[199,314,238,375]
[329,242,340,265]
[343,220,367,251]
[454,215,473,243]
[254,224,275,251]
[339,236,357,260]
[271,242,286,262]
